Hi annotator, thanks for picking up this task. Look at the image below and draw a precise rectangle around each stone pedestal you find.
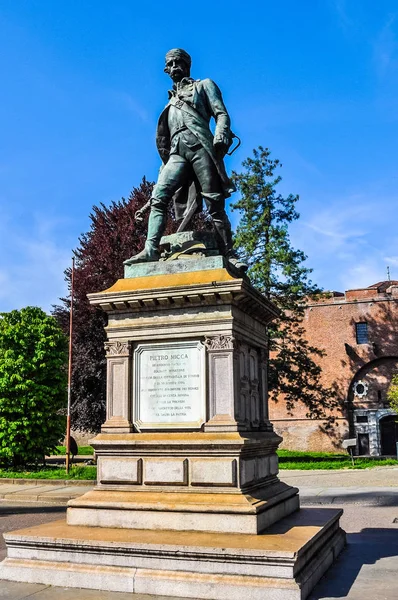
[0,257,345,599]
[68,432,298,534]
[68,258,299,533]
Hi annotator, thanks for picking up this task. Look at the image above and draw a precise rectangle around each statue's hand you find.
[135,209,145,223]
[214,134,230,158]
[134,200,151,223]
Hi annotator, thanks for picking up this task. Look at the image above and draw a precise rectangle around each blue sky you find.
[1,1,398,311]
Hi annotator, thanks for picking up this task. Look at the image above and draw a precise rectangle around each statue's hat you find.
[165,48,191,68]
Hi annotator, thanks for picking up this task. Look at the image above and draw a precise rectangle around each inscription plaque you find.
[133,340,206,429]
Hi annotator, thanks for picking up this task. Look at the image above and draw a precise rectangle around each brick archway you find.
[347,356,398,403]
[347,356,398,455]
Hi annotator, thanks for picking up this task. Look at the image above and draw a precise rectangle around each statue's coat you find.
[155,78,236,220]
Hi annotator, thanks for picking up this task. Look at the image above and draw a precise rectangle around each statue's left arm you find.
[202,79,232,156]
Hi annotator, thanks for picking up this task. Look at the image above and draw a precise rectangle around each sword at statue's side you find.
[177,133,241,233]
[132,185,197,231]
[133,131,241,230]
[177,183,199,232]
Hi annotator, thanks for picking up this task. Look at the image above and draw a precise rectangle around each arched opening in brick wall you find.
[380,415,398,456]
[347,356,398,455]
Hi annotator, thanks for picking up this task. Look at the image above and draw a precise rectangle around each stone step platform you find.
[66,482,299,534]
[0,507,345,600]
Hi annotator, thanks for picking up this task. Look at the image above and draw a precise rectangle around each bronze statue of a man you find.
[126,48,241,267]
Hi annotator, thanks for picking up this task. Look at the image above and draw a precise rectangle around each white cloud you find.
[302,199,372,247]
[291,191,398,292]
[0,211,71,313]
[384,255,398,266]
[329,0,365,37]
[109,90,150,123]
[373,14,398,77]
[383,255,398,277]
[340,259,386,290]
[332,0,355,32]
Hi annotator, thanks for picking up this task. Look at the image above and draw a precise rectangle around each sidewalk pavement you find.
[281,465,398,506]
[0,480,92,504]
[0,466,397,505]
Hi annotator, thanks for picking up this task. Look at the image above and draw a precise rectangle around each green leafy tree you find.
[232,147,339,422]
[0,306,67,466]
[387,374,398,413]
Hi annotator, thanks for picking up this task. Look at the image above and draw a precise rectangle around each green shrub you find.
[0,306,67,466]
[387,373,398,413]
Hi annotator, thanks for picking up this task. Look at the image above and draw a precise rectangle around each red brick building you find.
[269,281,398,455]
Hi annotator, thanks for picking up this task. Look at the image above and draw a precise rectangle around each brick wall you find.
[269,281,398,453]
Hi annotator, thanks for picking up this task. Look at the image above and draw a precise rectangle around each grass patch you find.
[277,449,398,470]
[1,449,395,478]
[278,449,346,459]
[55,446,94,455]
[0,465,97,480]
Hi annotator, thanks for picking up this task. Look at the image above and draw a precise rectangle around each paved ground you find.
[0,502,66,563]
[0,503,397,599]
[0,467,397,599]
[281,465,398,487]
[281,466,398,506]
[0,482,93,504]
[308,504,398,600]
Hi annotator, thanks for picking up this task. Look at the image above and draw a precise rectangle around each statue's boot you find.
[212,212,248,273]
[124,206,165,265]
[124,243,159,265]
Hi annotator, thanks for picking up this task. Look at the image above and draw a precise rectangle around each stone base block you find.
[0,508,345,600]
[67,481,300,534]
[92,432,284,491]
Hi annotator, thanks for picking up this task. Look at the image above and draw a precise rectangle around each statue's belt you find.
[170,125,189,139]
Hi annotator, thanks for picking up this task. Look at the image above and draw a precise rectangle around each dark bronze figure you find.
[125,49,243,269]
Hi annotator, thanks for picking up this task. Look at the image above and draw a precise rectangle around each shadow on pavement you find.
[0,504,66,516]
[309,527,398,599]
[302,491,398,506]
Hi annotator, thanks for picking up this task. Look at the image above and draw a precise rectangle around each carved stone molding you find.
[260,348,268,363]
[204,334,236,351]
[104,340,132,357]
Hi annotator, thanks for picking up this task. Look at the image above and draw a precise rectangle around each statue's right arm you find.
[202,79,232,156]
